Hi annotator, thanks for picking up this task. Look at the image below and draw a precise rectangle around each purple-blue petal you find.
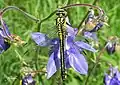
[104,74,111,85]
[47,52,58,79]
[0,35,10,53]
[115,72,120,81]
[50,38,59,45]
[2,42,10,51]
[49,38,60,56]
[3,21,11,36]
[84,31,98,41]
[0,19,11,37]
[0,35,5,47]
[66,25,78,38]
[65,56,71,68]
[109,67,118,75]
[68,48,88,74]
[75,41,96,52]
[110,77,120,85]
[65,51,71,68]
[54,49,60,70]
[104,67,120,85]
[31,32,51,46]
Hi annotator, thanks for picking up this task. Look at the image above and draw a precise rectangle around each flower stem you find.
[0,6,39,22]
[35,47,45,85]
[12,73,20,85]
[61,3,103,13]
[37,10,57,31]
[84,45,107,85]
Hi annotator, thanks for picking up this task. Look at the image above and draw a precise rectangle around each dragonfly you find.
[56,8,67,81]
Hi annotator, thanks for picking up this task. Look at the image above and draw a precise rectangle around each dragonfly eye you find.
[56,12,60,16]
[56,12,67,18]
[56,8,67,17]
[62,12,67,16]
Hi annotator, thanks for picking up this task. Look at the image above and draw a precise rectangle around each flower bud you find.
[106,41,116,55]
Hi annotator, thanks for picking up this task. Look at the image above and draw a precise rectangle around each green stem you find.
[0,6,39,22]
[61,3,103,13]
[35,47,45,85]
[84,45,107,85]
[37,10,57,31]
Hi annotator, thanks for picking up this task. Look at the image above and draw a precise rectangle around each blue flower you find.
[104,66,120,85]
[65,25,96,74]
[83,9,104,41]
[83,31,98,41]
[31,25,96,79]
[0,17,11,53]
[22,74,36,85]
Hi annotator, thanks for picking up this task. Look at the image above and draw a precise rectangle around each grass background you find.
[0,0,120,85]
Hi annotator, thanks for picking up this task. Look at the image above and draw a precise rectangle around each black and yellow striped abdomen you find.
[56,9,67,82]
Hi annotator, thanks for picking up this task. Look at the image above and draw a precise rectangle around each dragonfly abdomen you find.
[56,8,67,82]
[57,18,66,81]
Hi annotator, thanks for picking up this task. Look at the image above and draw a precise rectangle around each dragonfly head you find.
[56,8,67,18]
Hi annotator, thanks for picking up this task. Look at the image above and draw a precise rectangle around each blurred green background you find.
[0,0,120,85]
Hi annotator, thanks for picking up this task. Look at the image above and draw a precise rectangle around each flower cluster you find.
[104,66,120,85]
[31,23,96,79]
